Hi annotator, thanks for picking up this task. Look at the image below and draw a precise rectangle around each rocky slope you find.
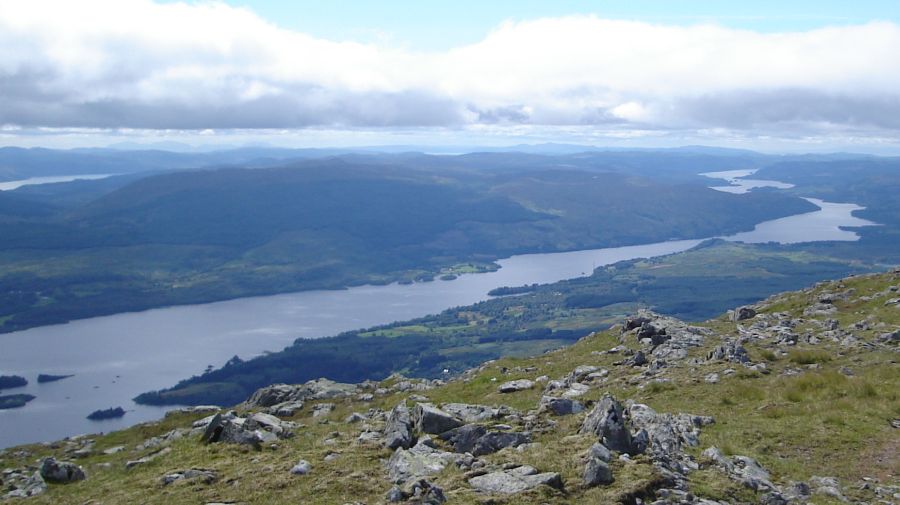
[1,270,898,504]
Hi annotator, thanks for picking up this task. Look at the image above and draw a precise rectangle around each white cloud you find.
[1,0,899,141]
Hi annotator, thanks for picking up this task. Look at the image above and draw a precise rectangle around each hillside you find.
[2,270,897,504]
[0,157,814,334]
[136,240,875,407]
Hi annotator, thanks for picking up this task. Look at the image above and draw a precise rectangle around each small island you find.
[0,375,28,389]
[487,283,540,296]
[0,394,36,410]
[87,407,126,420]
[37,373,75,383]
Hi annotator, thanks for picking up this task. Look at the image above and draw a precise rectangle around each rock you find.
[702,446,775,491]
[383,402,415,450]
[441,403,505,423]
[125,447,171,470]
[877,330,900,343]
[137,428,187,451]
[386,478,446,504]
[290,460,311,475]
[271,400,305,417]
[561,382,591,398]
[579,394,634,454]
[161,468,217,485]
[583,457,613,487]
[588,442,612,462]
[201,413,225,442]
[470,431,530,456]
[200,412,291,447]
[568,365,600,383]
[630,350,648,366]
[414,403,463,435]
[3,471,47,498]
[539,395,585,416]
[345,412,367,423]
[386,486,405,502]
[440,424,530,456]
[246,412,290,436]
[440,424,485,454]
[704,373,720,384]
[39,457,86,484]
[733,306,757,321]
[102,445,125,455]
[784,481,811,500]
[707,341,750,364]
[243,379,358,415]
[498,379,534,393]
[731,455,775,491]
[468,465,563,494]
[623,316,652,331]
[312,403,335,418]
[810,476,847,501]
[387,441,467,484]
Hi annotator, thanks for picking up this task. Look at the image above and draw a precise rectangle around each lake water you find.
[701,169,794,194]
[0,172,877,448]
[0,174,113,191]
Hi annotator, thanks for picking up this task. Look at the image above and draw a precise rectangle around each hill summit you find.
[2,270,898,504]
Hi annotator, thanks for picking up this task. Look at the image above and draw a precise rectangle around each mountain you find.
[0,155,815,334]
[3,270,897,504]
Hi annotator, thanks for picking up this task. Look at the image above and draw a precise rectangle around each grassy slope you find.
[4,271,897,504]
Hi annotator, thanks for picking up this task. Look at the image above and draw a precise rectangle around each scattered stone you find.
[161,468,217,485]
[583,457,613,487]
[290,460,311,475]
[2,471,47,499]
[312,403,335,418]
[498,379,534,393]
[579,394,634,454]
[702,446,775,491]
[441,403,507,423]
[39,457,85,484]
[414,403,463,435]
[707,341,750,364]
[468,465,563,494]
[103,445,125,455]
[242,379,358,416]
[199,411,293,447]
[345,412,367,424]
[630,350,648,367]
[387,441,469,484]
[383,402,415,450]
[810,476,848,502]
[704,373,720,384]
[439,424,530,456]
[386,478,446,504]
[733,306,757,321]
[125,447,171,469]
[538,395,585,416]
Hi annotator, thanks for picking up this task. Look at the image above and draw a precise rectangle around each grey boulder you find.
[414,403,463,435]
[383,402,415,450]
[579,395,634,454]
[468,465,563,494]
[39,458,85,484]
[538,395,584,416]
[498,379,534,393]
[161,468,217,485]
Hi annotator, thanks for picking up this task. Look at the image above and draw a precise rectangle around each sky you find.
[2,0,900,152]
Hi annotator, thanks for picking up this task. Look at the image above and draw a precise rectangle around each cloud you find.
[1,0,899,140]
